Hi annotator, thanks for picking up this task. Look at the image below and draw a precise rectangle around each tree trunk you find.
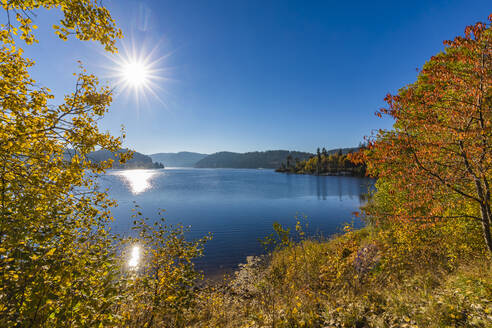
[480,204,492,253]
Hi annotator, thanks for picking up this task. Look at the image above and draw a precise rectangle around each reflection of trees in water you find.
[358,180,376,205]
[337,177,342,201]
[316,176,327,200]
[359,193,369,204]
[313,176,375,202]
[285,173,294,198]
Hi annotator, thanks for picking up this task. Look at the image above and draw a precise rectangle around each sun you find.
[121,61,150,88]
[104,40,169,105]
[116,56,155,92]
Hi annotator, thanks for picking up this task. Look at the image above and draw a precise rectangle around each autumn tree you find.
[0,1,128,326]
[361,16,492,252]
[286,154,292,169]
[322,147,327,157]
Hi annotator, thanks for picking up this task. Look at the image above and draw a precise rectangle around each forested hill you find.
[149,152,207,167]
[64,149,164,169]
[194,150,313,169]
[90,149,164,169]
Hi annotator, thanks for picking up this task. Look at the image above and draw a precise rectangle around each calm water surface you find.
[98,168,374,275]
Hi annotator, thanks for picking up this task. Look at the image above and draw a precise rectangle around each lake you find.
[98,168,374,276]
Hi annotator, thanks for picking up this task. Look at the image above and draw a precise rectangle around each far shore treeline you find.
[146,148,364,172]
[62,148,366,171]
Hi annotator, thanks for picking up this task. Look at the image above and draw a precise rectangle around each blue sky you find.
[24,0,491,154]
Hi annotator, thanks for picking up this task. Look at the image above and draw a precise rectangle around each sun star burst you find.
[105,40,169,106]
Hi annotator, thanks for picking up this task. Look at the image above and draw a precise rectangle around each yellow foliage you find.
[0,1,125,327]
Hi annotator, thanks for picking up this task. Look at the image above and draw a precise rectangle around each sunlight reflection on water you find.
[128,245,141,268]
[117,169,157,194]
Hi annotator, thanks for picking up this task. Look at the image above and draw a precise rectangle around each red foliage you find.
[363,16,492,252]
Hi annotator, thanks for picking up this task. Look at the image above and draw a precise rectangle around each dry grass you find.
[185,223,492,327]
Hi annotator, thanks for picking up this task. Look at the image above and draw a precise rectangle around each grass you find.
[186,223,492,327]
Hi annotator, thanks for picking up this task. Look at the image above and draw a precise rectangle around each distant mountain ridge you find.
[194,150,314,169]
[67,148,359,170]
[149,152,208,167]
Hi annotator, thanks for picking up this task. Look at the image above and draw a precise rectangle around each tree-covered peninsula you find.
[276,147,366,176]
